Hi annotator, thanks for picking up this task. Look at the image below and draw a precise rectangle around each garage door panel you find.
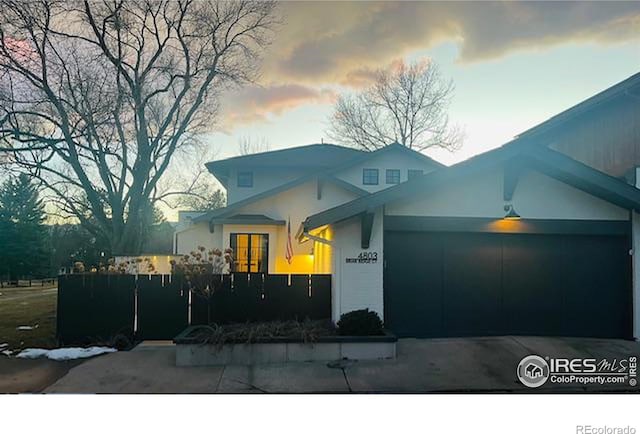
[384,230,631,339]
[384,231,443,337]
[561,235,630,338]
[442,233,503,337]
[502,235,565,336]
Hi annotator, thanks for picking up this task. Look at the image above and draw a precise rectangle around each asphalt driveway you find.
[43,336,640,393]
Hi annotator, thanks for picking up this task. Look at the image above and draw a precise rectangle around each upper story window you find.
[362,168,379,185]
[408,169,423,180]
[386,169,401,185]
[237,171,253,188]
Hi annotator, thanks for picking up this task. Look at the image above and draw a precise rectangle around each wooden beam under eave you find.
[361,212,375,249]
[503,161,522,202]
[317,178,323,200]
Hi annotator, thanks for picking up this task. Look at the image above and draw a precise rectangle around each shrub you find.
[189,319,336,347]
[337,309,384,336]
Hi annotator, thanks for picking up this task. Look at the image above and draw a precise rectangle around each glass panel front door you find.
[230,233,269,273]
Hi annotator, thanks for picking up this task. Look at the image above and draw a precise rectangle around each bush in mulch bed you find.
[188,319,336,347]
[336,309,384,336]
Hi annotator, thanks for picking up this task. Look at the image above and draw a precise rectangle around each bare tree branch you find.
[328,60,463,153]
[0,0,277,254]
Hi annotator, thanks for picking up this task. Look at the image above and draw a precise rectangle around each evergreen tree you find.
[0,174,48,279]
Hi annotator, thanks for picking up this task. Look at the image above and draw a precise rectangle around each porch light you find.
[503,204,521,220]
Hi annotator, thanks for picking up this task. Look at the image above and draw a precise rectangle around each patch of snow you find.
[16,324,39,331]
[1,350,12,357]
[16,346,116,361]
[0,343,8,349]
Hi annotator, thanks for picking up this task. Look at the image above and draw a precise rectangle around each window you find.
[408,169,423,180]
[362,168,379,185]
[237,171,253,188]
[386,169,401,184]
[230,233,268,273]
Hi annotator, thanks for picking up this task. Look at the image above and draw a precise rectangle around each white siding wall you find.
[387,167,629,220]
[335,149,437,193]
[238,179,359,274]
[175,178,360,274]
[330,209,384,323]
[226,168,308,204]
[175,222,222,255]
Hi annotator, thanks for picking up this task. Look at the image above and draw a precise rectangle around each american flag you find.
[285,217,293,265]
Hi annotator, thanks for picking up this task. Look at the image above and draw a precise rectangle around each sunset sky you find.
[204,1,640,166]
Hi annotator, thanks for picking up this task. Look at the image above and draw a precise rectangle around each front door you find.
[230,233,269,273]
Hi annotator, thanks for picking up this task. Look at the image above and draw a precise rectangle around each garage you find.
[303,144,640,339]
[384,228,632,339]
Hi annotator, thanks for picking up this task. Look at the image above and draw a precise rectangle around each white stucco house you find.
[176,72,640,341]
[174,142,442,274]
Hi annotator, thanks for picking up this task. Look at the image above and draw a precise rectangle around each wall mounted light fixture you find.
[503,204,521,220]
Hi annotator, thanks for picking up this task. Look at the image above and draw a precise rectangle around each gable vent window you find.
[237,171,253,188]
[362,168,379,185]
[408,169,423,180]
[386,169,401,184]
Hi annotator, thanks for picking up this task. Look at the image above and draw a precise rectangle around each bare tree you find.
[328,60,462,152]
[0,0,277,254]
[237,135,270,155]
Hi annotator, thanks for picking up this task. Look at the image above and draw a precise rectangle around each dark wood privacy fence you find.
[57,273,331,344]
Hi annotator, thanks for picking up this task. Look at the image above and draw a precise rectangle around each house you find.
[175,73,640,342]
[302,72,640,341]
[173,143,442,274]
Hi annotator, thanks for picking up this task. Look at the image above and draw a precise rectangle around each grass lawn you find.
[0,286,58,351]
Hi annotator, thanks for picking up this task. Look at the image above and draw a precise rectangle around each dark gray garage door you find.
[384,231,632,339]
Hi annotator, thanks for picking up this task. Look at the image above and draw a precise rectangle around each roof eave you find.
[303,146,640,231]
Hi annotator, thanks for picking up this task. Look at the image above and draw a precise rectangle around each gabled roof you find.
[208,214,286,225]
[206,143,365,187]
[194,142,444,225]
[192,167,370,224]
[206,142,444,187]
[327,142,445,172]
[303,143,640,231]
[514,71,640,142]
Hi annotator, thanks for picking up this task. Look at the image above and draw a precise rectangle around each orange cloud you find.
[220,84,337,129]
[218,1,640,128]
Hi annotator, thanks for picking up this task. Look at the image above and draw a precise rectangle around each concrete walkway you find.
[44,336,640,393]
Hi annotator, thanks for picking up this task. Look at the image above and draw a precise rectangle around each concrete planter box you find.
[173,326,397,366]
